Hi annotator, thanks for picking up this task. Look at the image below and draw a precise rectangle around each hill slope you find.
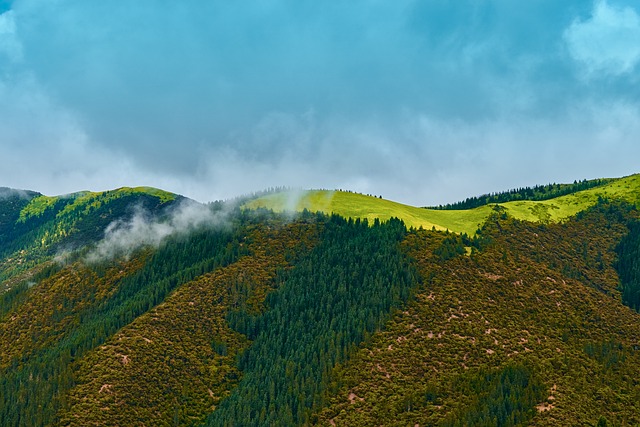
[1,177,640,426]
[0,186,179,288]
[316,201,640,426]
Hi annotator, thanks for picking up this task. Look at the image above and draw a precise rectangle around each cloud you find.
[193,101,640,206]
[6,0,581,142]
[564,0,640,77]
[0,73,144,195]
[0,10,21,62]
[0,1,639,208]
[85,199,232,263]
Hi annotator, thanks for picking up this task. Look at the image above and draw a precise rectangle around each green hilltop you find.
[244,174,640,235]
[17,186,176,223]
[1,186,179,288]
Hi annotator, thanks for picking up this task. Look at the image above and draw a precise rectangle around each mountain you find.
[1,176,640,426]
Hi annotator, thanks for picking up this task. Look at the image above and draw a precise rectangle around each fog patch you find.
[53,249,75,266]
[86,199,233,263]
[0,187,35,200]
[281,188,305,212]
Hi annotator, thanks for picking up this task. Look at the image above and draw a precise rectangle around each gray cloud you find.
[192,101,640,206]
[1,1,639,206]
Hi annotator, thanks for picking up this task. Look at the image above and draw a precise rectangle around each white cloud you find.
[564,0,640,77]
[0,10,22,61]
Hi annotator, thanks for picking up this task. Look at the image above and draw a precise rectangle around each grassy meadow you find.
[244,174,640,234]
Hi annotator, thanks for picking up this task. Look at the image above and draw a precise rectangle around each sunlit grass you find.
[244,174,640,234]
[245,190,493,235]
[18,186,177,224]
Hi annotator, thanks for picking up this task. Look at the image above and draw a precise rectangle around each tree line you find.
[427,178,612,210]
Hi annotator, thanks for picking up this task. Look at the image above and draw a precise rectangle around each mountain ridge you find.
[5,173,638,237]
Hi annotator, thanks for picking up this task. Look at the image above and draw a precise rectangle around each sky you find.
[1,0,640,206]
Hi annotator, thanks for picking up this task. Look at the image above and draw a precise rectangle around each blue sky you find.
[1,0,639,205]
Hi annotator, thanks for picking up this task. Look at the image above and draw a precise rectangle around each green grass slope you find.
[244,174,640,234]
[244,190,494,235]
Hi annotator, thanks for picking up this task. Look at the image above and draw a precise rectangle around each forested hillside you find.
[1,178,640,426]
[316,201,640,426]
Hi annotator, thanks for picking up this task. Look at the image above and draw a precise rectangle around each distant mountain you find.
[1,177,640,426]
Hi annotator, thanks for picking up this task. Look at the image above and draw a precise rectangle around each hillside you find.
[316,201,640,426]
[244,174,640,235]
[0,186,179,288]
[1,177,640,426]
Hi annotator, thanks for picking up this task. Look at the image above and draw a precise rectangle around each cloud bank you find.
[1,1,639,206]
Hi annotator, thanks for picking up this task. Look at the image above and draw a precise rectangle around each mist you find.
[85,199,234,263]
[0,187,34,200]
